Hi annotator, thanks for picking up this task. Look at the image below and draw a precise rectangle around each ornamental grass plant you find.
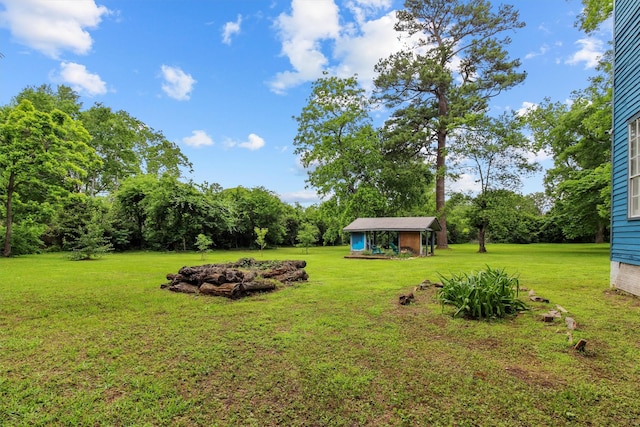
[437,266,529,319]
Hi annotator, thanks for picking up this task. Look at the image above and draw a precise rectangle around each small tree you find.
[451,113,539,252]
[195,233,213,261]
[296,223,319,254]
[66,213,114,261]
[254,227,268,255]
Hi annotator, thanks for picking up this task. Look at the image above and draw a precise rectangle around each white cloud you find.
[182,130,214,147]
[222,14,242,45]
[0,0,110,58]
[279,189,322,205]
[566,37,604,69]
[224,133,266,150]
[239,133,266,150]
[345,0,392,25]
[538,24,551,35]
[447,173,481,195]
[269,0,341,93]
[56,62,107,96]
[333,11,404,90]
[525,44,549,60]
[270,1,417,94]
[516,101,538,117]
[160,65,196,100]
[527,149,552,163]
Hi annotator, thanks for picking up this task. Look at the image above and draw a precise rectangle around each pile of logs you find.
[161,258,308,299]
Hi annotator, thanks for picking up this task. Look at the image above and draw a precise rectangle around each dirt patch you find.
[504,365,564,388]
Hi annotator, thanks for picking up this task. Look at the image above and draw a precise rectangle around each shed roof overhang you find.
[342,217,441,233]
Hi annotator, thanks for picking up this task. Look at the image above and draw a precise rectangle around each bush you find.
[0,220,47,256]
[66,221,113,261]
[437,266,528,319]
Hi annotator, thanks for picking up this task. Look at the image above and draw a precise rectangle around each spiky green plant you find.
[437,266,528,319]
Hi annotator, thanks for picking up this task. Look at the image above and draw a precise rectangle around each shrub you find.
[66,221,113,261]
[195,233,213,261]
[0,219,47,256]
[437,266,528,319]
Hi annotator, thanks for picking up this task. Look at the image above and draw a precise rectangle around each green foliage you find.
[293,75,430,230]
[195,234,212,261]
[374,0,526,246]
[112,175,236,251]
[293,75,377,202]
[0,219,47,256]
[452,113,540,252]
[66,212,114,261]
[469,190,545,245]
[296,223,319,254]
[525,63,611,242]
[444,193,474,243]
[578,0,613,32]
[437,266,528,319]
[46,193,111,251]
[254,227,268,254]
[0,98,100,256]
[219,186,284,248]
[14,84,82,118]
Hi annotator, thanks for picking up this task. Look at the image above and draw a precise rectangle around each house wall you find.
[350,232,365,252]
[399,232,421,255]
[612,0,640,295]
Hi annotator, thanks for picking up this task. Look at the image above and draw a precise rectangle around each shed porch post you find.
[430,231,435,255]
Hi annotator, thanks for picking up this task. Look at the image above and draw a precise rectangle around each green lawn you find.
[1,244,638,426]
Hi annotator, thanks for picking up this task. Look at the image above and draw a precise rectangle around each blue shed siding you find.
[612,0,640,267]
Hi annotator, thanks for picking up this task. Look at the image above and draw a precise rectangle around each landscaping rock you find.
[574,338,587,352]
[565,317,577,330]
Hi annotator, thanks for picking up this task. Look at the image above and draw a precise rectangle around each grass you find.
[1,243,639,426]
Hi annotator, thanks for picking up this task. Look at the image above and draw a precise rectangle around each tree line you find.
[291,0,611,252]
[1,0,611,257]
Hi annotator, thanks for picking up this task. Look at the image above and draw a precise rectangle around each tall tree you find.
[451,113,539,252]
[143,175,235,251]
[80,105,143,195]
[293,75,382,202]
[219,186,285,248]
[525,61,611,243]
[15,84,82,118]
[374,0,526,248]
[0,100,99,256]
[80,104,192,195]
[294,75,430,228]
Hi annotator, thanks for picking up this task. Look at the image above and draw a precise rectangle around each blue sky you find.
[0,0,611,204]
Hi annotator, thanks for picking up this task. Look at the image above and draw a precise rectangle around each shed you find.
[611,0,640,296]
[343,217,441,256]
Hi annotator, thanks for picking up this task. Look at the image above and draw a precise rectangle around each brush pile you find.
[161,258,308,299]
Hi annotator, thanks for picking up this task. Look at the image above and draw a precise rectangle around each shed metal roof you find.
[343,217,441,232]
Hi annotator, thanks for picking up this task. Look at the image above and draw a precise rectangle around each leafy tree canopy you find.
[0,99,99,256]
[374,0,526,247]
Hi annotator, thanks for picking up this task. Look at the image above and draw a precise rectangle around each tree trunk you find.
[435,128,448,249]
[594,222,605,243]
[478,224,487,253]
[243,280,277,292]
[3,173,15,257]
[199,282,244,298]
